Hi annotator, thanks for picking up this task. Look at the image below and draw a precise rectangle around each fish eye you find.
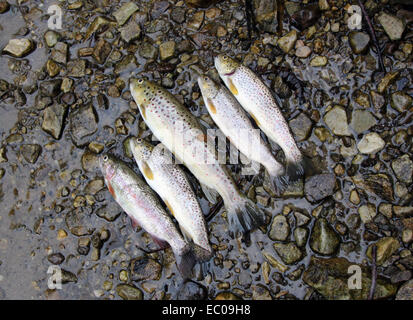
[138,79,144,84]
[204,76,208,81]
[223,55,228,60]
[103,155,108,162]
[137,138,142,143]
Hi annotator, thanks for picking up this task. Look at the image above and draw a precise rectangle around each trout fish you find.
[99,153,198,277]
[130,78,265,235]
[215,54,313,183]
[129,137,212,261]
[198,75,287,191]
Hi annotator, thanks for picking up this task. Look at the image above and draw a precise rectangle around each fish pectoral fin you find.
[201,183,219,204]
[130,217,140,230]
[150,234,170,250]
[206,98,217,114]
[140,104,146,119]
[228,78,238,96]
[164,199,175,217]
[107,181,116,200]
[141,161,154,180]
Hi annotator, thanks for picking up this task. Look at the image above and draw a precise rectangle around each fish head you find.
[99,153,118,182]
[214,54,240,76]
[130,77,157,107]
[129,137,153,163]
[197,75,219,99]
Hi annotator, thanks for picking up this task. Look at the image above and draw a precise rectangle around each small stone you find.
[177,281,207,300]
[396,279,413,300]
[120,19,141,42]
[350,190,360,205]
[277,30,298,53]
[392,155,413,184]
[57,229,67,240]
[65,207,95,236]
[402,229,413,243]
[289,112,313,141]
[349,31,370,54]
[318,0,329,10]
[378,12,405,41]
[44,30,60,47]
[324,105,351,136]
[214,292,242,300]
[171,7,186,24]
[294,227,308,247]
[81,150,99,172]
[46,60,60,77]
[269,215,290,241]
[88,142,104,154]
[188,11,204,30]
[273,242,303,264]
[85,16,114,40]
[114,54,137,75]
[358,203,377,223]
[391,91,412,113]
[47,253,65,265]
[51,42,68,64]
[377,71,399,93]
[130,256,162,281]
[113,2,138,26]
[42,104,67,139]
[40,79,62,97]
[295,45,311,58]
[20,144,42,164]
[77,237,90,255]
[3,39,34,57]
[69,104,98,147]
[0,1,10,13]
[352,174,394,202]
[367,237,400,265]
[350,110,377,134]
[92,39,111,64]
[310,56,328,67]
[370,91,385,109]
[139,42,157,60]
[357,132,385,154]
[294,211,311,226]
[251,285,272,300]
[159,41,176,61]
[304,173,336,203]
[379,203,393,219]
[394,206,413,217]
[310,218,340,255]
[67,59,86,78]
[116,284,143,300]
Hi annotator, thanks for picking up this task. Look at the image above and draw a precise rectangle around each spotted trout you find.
[215,54,313,183]
[99,153,198,278]
[129,137,213,261]
[130,78,265,235]
[198,75,287,191]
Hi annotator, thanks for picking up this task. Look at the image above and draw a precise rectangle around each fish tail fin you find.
[225,195,265,235]
[284,155,315,184]
[190,243,214,263]
[174,245,196,279]
[270,173,289,195]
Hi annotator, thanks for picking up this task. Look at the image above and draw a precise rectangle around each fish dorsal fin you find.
[200,183,219,204]
[228,78,238,96]
[141,160,154,180]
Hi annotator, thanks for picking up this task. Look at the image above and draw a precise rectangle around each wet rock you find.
[95,203,121,222]
[0,1,10,13]
[377,71,398,93]
[370,91,385,109]
[139,42,157,60]
[254,0,277,33]
[215,292,242,300]
[188,11,204,30]
[295,45,311,58]
[310,218,340,255]
[289,112,312,141]
[310,56,328,67]
[81,150,99,172]
[85,16,115,40]
[378,12,405,41]
[46,60,60,77]
[120,22,141,43]
[352,174,394,202]
[171,7,186,24]
[324,105,351,136]
[67,59,86,78]
[3,39,34,57]
[269,215,290,241]
[357,132,385,154]
[185,0,219,8]
[42,104,67,139]
[47,253,65,265]
[294,211,310,226]
[84,179,104,195]
[277,30,298,54]
[391,270,411,284]
[69,104,98,147]
[130,256,162,281]
[20,144,41,164]
[273,242,303,264]
[304,173,335,203]
[394,206,413,217]
[159,41,176,61]
[391,91,412,112]
[358,203,377,224]
[291,4,321,29]
[61,269,77,284]
[92,39,111,64]
[44,30,60,47]
[116,284,143,300]
[114,54,137,75]
[350,110,377,134]
[396,279,413,300]
[113,2,138,26]
[318,0,329,10]
[51,42,68,64]
[65,207,94,236]
[392,155,413,184]
[77,237,90,255]
[39,79,62,97]
[349,32,370,54]
[251,284,272,300]
[367,237,400,265]
[294,227,308,247]
[303,256,397,299]
[177,281,207,300]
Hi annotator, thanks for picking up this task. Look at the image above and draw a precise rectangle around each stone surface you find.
[269,215,290,241]
[130,256,162,281]
[309,218,340,255]
[366,237,400,265]
[3,38,34,57]
[352,174,394,202]
[392,155,413,184]
[350,110,377,134]
[378,12,405,41]
[113,2,138,26]
[20,144,42,164]
[357,132,385,154]
[324,106,351,136]
[396,279,413,300]
[116,284,143,300]
[304,173,336,203]
[42,104,67,139]
[349,31,370,54]
[277,30,298,53]
[391,91,412,112]
[69,104,98,147]
[289,112,313,141]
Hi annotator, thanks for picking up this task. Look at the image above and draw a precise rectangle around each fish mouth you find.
[224,70,236,76]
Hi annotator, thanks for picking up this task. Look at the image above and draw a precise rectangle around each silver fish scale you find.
[231,65,302,163]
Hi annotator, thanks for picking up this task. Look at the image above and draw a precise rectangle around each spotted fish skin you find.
[99,154,196,277]
[198,75,286,187]
[215,55,312,182]
[130,78,265,234]
[129,138,212,261]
